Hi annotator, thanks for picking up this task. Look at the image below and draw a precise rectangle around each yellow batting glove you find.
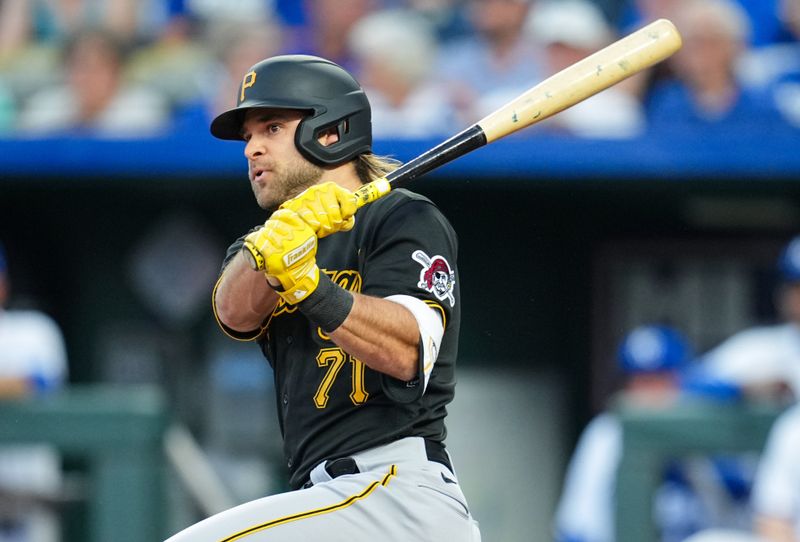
[258,209,320,304]
[280,182,358,238]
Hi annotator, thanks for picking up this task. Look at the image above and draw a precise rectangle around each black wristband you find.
[298,272,354,332]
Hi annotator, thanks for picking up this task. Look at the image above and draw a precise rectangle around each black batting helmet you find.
[210,55,372,166]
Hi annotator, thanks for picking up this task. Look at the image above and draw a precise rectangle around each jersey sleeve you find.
[358,193,459,403]
[700,326,797,390]
[34,314,68,392]
[360,195,458,315]
[554,413,621,542]
[751,405,800,521]
[22,312,68,393]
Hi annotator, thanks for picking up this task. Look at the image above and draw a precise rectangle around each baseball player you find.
[682,404,800,542]
[557,324,768,542]
[699,234,800,402]
[0,242,68,542]
[165,55,481,541]
[750,401,800,541]
[554,324,725,542]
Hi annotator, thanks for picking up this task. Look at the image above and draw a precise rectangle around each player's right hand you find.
[280,182,358,238]
[246,209,320,304]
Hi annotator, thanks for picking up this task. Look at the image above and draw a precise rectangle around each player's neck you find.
[319,162,362,190]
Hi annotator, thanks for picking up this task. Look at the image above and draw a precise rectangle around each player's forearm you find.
[756,515,799,542]
[215,252,279,332]
[0,378,33,398]
[329,293,420,381]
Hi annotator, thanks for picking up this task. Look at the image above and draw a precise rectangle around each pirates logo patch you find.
[412,250,456,307]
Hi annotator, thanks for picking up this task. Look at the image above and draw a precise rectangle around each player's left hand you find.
[251,209,320,304]
[280,182,358,238]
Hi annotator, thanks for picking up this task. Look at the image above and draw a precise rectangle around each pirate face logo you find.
[412,250,456,307]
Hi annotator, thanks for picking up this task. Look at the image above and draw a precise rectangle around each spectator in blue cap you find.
[618,324,692,381]
[555,324,760,542]
[777,235,800,283]
[554,324,708,542]
[0,243,7,306]
[644,0,789,136]
[699,235,800,403]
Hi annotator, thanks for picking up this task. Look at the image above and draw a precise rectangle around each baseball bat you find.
[244,18,682,270]
[353,18,682,204]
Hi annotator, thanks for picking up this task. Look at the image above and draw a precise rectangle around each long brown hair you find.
[355,153,402,184]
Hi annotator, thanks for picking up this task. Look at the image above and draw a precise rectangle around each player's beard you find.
[253,156,325,211]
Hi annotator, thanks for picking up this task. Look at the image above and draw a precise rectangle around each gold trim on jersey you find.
[218,465,398,541]
[212,267,363,341]
[211,275,271,342]
[423,300,447,329]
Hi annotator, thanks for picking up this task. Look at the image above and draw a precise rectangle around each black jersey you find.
[215,189,460,489]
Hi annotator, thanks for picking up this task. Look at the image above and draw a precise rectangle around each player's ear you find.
[317,123,343,147]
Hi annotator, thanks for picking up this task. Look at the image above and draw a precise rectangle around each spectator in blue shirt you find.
[555,324,756,542]
[618,0,789,47]
[434,0,545,129]
[645,0,788,134]
[767,0,800,128]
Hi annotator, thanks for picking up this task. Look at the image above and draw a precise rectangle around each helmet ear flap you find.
[294,93,372,166]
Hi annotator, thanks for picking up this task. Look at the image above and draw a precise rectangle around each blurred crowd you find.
[0,0,799,140]
[555,234,800,542]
